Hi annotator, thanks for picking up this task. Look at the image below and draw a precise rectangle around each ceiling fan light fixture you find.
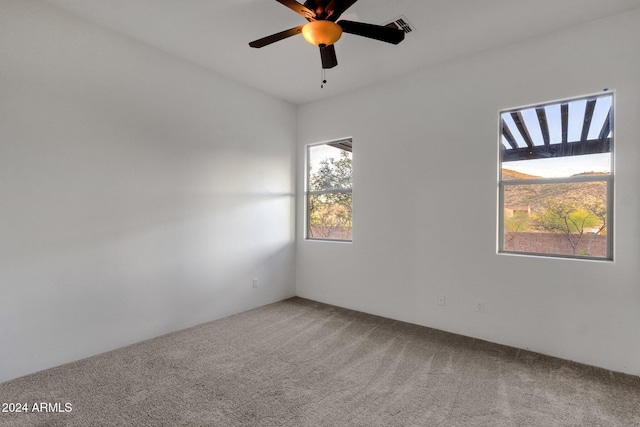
[301,21,342,46]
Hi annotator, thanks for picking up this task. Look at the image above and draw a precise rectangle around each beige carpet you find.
[1,297,639,426]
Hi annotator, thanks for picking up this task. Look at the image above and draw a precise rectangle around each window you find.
[306,139,353,241]
[498,93,613,259]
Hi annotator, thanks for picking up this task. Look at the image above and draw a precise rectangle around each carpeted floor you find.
[1,297,639,426]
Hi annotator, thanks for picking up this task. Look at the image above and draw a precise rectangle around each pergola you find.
[501,95,612,162]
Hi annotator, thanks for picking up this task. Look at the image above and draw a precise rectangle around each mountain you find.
[501,169,540,180]
[502,169,607,213]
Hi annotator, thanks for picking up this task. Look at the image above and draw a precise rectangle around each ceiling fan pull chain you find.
[321,68,327,89]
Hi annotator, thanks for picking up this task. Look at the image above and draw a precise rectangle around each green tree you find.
[308,151,352,239]
[584,199,607,255]
[533,199,603,255]
[505,211,531,233]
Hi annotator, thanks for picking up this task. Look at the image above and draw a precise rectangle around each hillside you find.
[502,169,539,180]
[502,169,607,214]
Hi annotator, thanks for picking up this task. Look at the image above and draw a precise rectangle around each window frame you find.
[497,92,614,261]
[305,138,353,243]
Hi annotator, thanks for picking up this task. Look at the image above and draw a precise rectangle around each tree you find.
[533,199,603,255]
[584,199,607,255]
[308,151,352,239]
[503,211,532,247]
[505,211,531,233]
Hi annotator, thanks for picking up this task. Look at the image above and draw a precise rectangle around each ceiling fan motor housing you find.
[302,20,343,46]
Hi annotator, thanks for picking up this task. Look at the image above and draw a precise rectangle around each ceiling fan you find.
[249,0,405,69]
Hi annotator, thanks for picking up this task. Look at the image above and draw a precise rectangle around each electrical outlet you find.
[476,300,484,313]
[252,278,259,288]
[438,295,446,306]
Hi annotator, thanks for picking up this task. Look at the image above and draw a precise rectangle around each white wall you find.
[296,10,640,375]
[0,1,296,382]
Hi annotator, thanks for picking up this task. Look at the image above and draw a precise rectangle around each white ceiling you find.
[47,0,640,105]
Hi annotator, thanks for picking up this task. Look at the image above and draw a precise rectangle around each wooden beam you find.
[502,138,611,162]
[598,107,612,140]
[561,103,569,144]
[328,139,352,152]
[536,107,550,147]
[581,98,597,142]
[501,119,518,149]
[510,111,535,148]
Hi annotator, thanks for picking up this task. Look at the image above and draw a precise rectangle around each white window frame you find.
[498,92,614,260]
[305,139,353,243]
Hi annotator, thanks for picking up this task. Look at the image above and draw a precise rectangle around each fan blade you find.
[326,0,358,22]
[337,20,405,44]
[276,0,316,20]
[249,25,304,48]
[320,44,338,69]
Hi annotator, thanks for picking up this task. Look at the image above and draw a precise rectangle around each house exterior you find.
[504,205,531,217]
